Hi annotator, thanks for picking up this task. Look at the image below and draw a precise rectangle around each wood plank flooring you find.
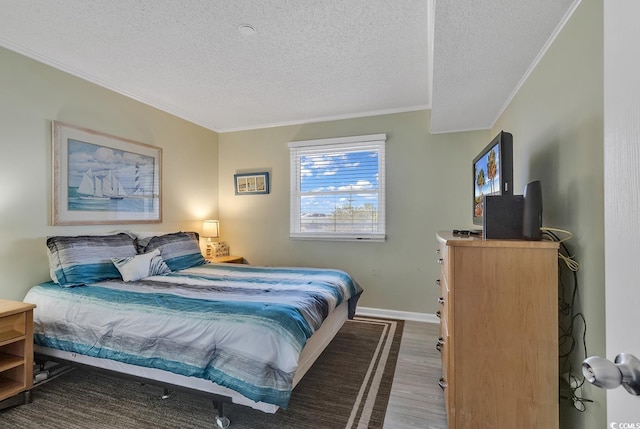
[383,321,447,429]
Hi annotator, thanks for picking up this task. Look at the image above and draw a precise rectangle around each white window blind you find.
[289,134,386,241]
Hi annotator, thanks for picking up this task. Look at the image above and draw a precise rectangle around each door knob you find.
[582,353,640,395]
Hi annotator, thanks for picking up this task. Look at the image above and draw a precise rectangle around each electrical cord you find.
[542,227,590,412]
[541,227,580,271]
[541,227,573,243]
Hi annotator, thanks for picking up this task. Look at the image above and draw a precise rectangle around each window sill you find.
[289,234,386,242]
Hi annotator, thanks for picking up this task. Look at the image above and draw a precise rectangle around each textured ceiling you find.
[430,0,579,133]
[0,1,579,134]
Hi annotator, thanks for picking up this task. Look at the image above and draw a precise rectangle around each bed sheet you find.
[24,263,362,409]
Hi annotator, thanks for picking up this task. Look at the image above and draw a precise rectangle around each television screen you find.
[473,131,513,226]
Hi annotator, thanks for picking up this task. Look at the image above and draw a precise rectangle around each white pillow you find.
[111,249,171,282]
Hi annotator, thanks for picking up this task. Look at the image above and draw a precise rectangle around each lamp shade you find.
[202,220,219,238]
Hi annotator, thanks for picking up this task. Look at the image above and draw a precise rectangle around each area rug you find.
[1,316,403,429]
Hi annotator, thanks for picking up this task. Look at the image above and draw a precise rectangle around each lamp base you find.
[212,241,229,257]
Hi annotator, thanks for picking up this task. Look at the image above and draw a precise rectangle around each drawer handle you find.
[438,296,445,305]
[436,310,441,319]
[438,377,448,389]
[436,337,445,352]
[435,279,441,287]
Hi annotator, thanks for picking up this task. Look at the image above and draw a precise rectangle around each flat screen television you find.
[472,131,514,226]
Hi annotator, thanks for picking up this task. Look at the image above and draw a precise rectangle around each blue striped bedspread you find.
[24,263,362,409]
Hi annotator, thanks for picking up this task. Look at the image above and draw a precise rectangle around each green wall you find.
[492,0,605,427]
[0,46,219,301]
[218,111,486,315]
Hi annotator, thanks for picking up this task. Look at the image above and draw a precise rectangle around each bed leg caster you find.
[160,388,171,400]
[213,400,230,429]
[215,416,230,429]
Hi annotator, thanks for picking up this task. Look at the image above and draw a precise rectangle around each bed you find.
[23,231,362,427]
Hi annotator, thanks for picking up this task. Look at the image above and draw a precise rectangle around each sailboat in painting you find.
[77,168,127,200]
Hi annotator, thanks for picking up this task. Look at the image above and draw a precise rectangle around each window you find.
[289,134,386,241]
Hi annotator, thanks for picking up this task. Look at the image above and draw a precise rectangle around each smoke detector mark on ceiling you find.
[238,24,257,36]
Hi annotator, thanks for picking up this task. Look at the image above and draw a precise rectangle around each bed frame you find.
[34,301,349,428]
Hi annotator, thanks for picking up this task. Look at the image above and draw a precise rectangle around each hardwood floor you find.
[383,321,447,429]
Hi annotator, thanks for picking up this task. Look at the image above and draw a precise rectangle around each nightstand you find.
[208,255,244,264]
[0,299,36,410]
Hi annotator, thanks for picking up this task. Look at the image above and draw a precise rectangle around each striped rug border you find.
[346,316,403,429]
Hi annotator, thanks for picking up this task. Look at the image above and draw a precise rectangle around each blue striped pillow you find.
[140,231,206,271]
[46,233,137,286]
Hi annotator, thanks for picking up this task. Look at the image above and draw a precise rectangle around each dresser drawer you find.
[437,243,448,276]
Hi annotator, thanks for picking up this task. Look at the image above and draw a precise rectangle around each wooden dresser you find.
[436,231,559,429]
[0,300,36,409]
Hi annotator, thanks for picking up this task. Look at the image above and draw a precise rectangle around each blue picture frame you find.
[234,172,270,195]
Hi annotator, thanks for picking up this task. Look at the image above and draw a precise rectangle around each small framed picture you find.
[234,172,270,195]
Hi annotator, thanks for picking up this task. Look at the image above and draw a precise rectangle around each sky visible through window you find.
[300,149,379,216]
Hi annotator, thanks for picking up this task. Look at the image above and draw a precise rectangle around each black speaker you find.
[522,180,543,240]
[483,195,524,239]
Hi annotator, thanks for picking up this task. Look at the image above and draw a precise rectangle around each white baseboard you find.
[356,306,439,324]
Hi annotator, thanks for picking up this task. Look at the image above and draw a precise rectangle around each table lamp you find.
[202,220,219,258]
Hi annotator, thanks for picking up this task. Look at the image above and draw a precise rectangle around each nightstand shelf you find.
[208,255,244,264]
[0,376,23,396]
[0,351,24,372]
[0,300,36,408]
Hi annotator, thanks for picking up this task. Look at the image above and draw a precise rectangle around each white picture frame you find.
[52,121,162,225]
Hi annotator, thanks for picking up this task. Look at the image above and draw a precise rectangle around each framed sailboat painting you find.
[52,121,162,225]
